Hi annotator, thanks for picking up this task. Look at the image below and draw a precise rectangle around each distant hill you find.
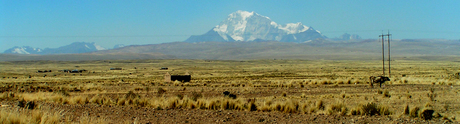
[95,39,460,60]
[2,39,460,61]
[0,53,174,61]
[3,42,106,55]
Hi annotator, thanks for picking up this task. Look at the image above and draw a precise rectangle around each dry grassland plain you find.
[0,59,459,123]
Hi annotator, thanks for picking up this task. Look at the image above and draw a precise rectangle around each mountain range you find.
[3,42,107,55]
[3,39,460,61]
[185,10,325,43]
[4,10,331,55]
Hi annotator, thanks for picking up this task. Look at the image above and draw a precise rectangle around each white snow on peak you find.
[270,21,278,27]
[213,24,228,33]
[278,22,310,34]
[213,24,229,40]
[231,10,254,20]
[212,10,319,41]
[94,44,106,50]
[84,44,90,49]
[13,48,30,54]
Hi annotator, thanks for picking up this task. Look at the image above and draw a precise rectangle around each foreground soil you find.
[1,100,453,124]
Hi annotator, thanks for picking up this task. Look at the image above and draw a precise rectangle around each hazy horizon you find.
[1,0,460,52]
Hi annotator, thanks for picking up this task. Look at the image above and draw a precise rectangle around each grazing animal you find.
[369,76,390,88]
[223,91,230,96]
[223,91,237,99]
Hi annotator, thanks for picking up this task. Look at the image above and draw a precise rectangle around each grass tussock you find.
[327,102,348,116]
[316,100,325,110]
[0,109,61,124]
[407,106,437,120]
[404,104,410,115]
[383,89,391,98]
[352,102,392,116]
[157,87,167,97]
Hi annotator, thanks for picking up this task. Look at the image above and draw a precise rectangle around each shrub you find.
[410,107,420,118]
[383,89,391,97]
[89,95,101,104]
[427,92,436,101]
[134,98,149,107]
[231,81,239,87]
[350,108,360,115]
[245,99,256,111]
[327,102,348,116]
[282,100,298,113]
[125,91,139,99]
[166,98,180,109]
[58,89,70,96]
[196,99,207,109]
[419,108,434,120]
[0,109,61,124]
[69,96,89,105]
[340,92,346,98]
[221,98,243,110]
[190,92,202,101]
[378,105,392,115]
[0,92,15,100]
[358,102,392,116]
[176,94,184,100]
[157,87,166,97]
[320,80,328,85]
[316,100,325,110]
[404,105,410,115]
[301,93,306,98]
[117,98,126,106]
[377,89,383,94]
[336,79,344,84]
[360,102,379,115]
[346,79,352,84]
[207,99,220,110]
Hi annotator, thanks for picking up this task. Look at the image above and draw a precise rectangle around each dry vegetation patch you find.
[0,59,459,123]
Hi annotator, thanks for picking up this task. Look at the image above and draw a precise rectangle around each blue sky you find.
[1,0,459,51]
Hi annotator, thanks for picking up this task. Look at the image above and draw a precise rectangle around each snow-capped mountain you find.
[113,44,126,49]
[3,46,42,54]
[185,10,325,43]
[3,42,106,55]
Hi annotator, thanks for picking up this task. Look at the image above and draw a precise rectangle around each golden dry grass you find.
[0,59,459,122]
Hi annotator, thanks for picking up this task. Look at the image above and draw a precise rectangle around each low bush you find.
[419,108,435,120]
[157,87,167,97]
[327,102,348,116]
[410,106,420,118]
[356,102,392,116]
[316,100,325,110]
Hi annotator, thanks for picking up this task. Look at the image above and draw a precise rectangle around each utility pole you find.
[379,31,391,77]
[379,33,385,77]
[387,31,391,78]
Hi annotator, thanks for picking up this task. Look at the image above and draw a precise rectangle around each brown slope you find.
[96,41,383,60]
[0,52,174,61]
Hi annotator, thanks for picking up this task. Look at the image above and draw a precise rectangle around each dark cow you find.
[223,91,230,96]
[369,76,390,88]
[222,91,237,99]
